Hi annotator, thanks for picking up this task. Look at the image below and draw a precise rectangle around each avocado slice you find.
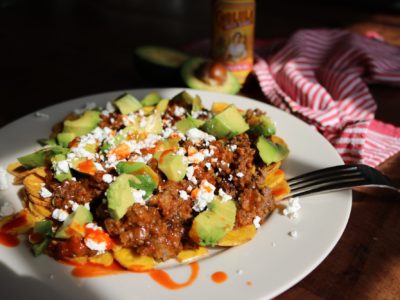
[141,91,162,106]
[51,154,72,182]
[171,91,202,112]
[248,115,276,137]
[189,197,237,246]
[155,98,170,114]
[256,136,289,165]
[18,146,69,169]
[31,220,53,256]
[57,132,76,148]
[157,152,188,182]
[114,93,142,115]
[134,45,189,85]
[181,57,241,95]
[202,105,249,139]
[106,174,137,220]
[116,162,159,198]
[63,110,101,137]
[55,205,93,239]
[175,115,205,134]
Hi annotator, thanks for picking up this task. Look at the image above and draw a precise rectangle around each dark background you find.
[1,0,400,127]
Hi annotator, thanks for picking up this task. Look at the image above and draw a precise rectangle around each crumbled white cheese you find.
[289,230,298,238]
[192,180,215,212]
[85,222,102,231]
[34,111,50,119]
[236,172,244,178]
[84,202,90,210]
[179,190,189,200]
[174,106,186,117]
[229,144,237,152]
[253,216,261,229]
[176,148,186,156]
[102,174,113,184]
[186,166,197,184]
[228,174,233,181]
[0,201,14,217]
[52,209,69,222]
[283,197,301,219]
[69,201,79,212]
[202,149,214,158]
[205,162,212,170]
[94,162,105,172]
[0,167,9,190]
[186,128,216,144]
[39,187,53,198]
[191,110,208,119]
[132,189,146,205]
[218,188,232,202]
[162,127,174,139]
[84,238,107,254]
[188,151,205,164]
[55,160,69,174]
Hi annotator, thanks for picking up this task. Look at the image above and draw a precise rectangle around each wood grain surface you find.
[0,1,399,299]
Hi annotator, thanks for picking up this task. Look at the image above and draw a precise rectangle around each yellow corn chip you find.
[264,169,286,189]
[217,224,257,247]
[28,202,51,219]
[113,248,155,272]
[272,180,291,202]
[7,162,46,180]
[89,252,114,267]
[23,174,45,198]
[176,247,208,263]
[28,194,52,208]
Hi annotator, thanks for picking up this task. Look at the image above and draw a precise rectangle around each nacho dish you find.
[1,91,290,271]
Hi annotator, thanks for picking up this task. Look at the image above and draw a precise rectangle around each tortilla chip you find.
[264,169,286,189]
[7,162,46,181]
[217,224,257,247]
[176,247,208,263]
[23,174,45,198]
[29,195,52,208]
[89,252,114,267]
[28,202,51,219]
[113,248,155,272]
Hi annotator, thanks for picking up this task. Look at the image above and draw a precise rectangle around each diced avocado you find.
[181,57,241,95]
[249,115,276,137]
[32,238,50,256]
[33,220,53,236]
[153,138,180,160]
[116,162,159,198]
[70,158,96,176]
[256,136,289,165]
[189,197,237,246]
[106,174,136,220]
[202,105,249,138]
[157,152,188,182]
[142,106,155,115]
[55,206,93,239]
[155,98,169,114]
[141,92,162,106]
[57,132,76,148]
[38,138,58,146]
[18,146,69,169]
[51,154,72,182]
[175,115,205,134]
[30,220,53,256]
[63,110,100,137]
[142,111,162,135]
[171,91,202,112]
[114,93,142,115]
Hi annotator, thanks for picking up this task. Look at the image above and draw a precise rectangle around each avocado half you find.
[133,45,190,86]
[181,57,241,95]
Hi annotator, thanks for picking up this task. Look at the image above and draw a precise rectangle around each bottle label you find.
[212,0,255,84]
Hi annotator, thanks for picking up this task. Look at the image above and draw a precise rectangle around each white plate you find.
[0,88,351,300]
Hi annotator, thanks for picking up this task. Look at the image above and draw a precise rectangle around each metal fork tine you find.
[288,165,358,184]
[285,164,398,200]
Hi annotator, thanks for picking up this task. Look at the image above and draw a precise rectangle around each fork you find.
[285,164,399,199]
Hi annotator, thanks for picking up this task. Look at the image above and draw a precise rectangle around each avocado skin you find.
[189,197,237,246]
[181,57,241,95]
[133,46,189,86]
[256,136,289,165]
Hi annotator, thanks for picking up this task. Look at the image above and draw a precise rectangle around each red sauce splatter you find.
[0,231,19,247]
[72,262,126,278]
[1,214,27,232]
[211,271,228,283]
[149,262,200,290]
[77,159,96,175]
[272,187,287,197]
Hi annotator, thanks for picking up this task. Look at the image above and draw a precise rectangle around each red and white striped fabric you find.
[253,29,400,167]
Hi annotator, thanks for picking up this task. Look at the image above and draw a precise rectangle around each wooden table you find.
[1,1,399,298]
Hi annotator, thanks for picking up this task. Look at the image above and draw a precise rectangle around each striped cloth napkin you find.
[253,29,400,167]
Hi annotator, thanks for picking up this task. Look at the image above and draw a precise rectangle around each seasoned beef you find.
[99,112,124,130]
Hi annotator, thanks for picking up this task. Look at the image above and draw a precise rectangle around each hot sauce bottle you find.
[211,0,256,84]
